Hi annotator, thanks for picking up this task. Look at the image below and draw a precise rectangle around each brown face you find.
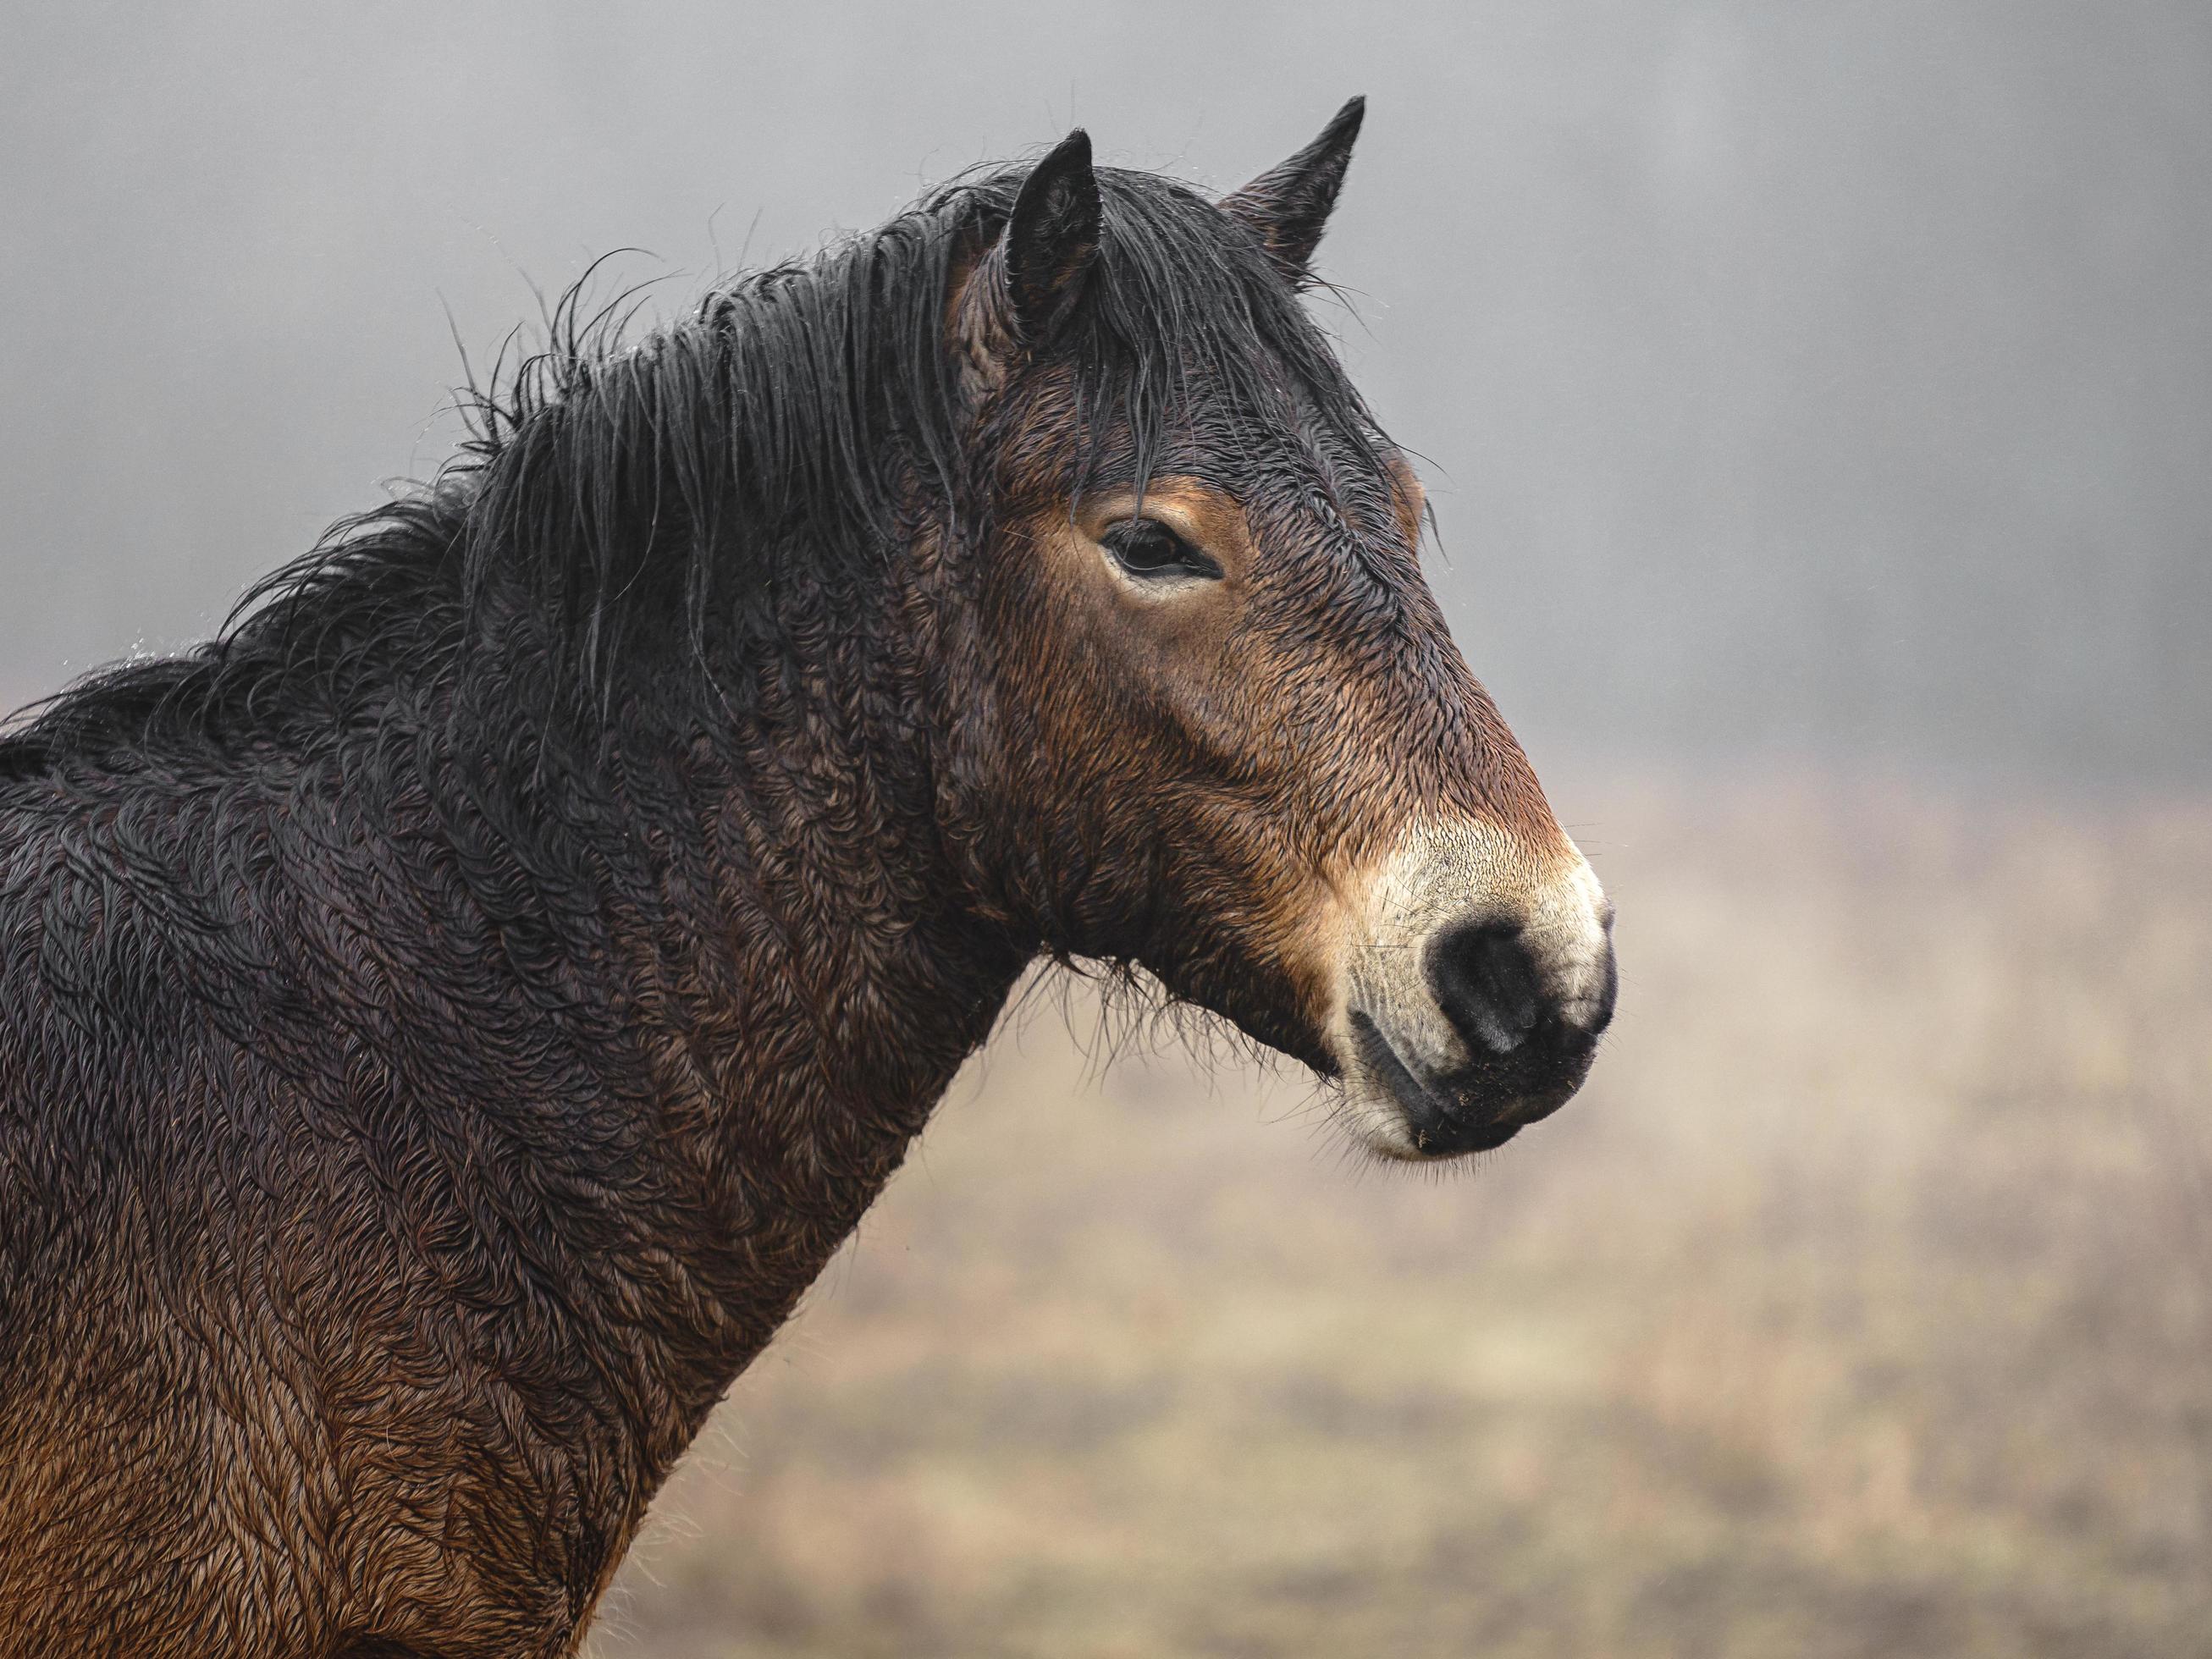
[946,110,1615,1160]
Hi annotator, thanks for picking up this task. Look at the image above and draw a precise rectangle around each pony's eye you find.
[1100,519,1222,581]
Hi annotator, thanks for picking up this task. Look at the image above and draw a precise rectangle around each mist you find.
[7,9,2210,1652]
[5,0,2204,785]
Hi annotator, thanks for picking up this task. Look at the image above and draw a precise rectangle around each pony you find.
[0,100,1615,1656]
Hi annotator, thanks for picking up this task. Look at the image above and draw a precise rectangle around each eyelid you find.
[1100,517,1223,580]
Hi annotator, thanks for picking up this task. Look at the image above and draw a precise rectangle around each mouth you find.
[1344,1011,1528,1159]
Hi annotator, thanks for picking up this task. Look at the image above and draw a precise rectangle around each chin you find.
[1332,1028,1589,1161]
[1338,1095,1525,1161]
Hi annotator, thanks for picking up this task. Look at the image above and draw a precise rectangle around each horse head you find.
[935,104,1617,1158]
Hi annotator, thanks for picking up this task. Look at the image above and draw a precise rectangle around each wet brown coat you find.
[0,108,1588,1655]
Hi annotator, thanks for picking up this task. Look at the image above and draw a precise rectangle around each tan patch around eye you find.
[1073,477,1255,581]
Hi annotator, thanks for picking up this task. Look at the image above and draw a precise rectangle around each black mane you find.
[2,159,1382,779]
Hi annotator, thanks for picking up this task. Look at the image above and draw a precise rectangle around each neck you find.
[412,541,1031,1482]
[152,259,1035,1508]
[638,618,1026,1339]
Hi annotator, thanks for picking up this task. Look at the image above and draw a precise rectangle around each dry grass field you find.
[587,770,2212,1658]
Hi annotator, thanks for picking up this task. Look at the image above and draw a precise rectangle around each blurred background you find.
[4,3,2207,1653]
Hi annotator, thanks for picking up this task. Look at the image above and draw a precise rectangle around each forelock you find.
[1029,168,1392,502]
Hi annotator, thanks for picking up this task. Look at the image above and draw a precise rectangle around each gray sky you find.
[3,0,2205,783]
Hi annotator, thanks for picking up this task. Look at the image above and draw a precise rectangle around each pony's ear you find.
[1220,96,1365,279]
[1001,129,1102,344]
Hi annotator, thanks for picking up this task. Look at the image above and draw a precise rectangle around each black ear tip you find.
[1218,99,1365,273]
[1023,128,1096,205]
[1015,127,1100,233]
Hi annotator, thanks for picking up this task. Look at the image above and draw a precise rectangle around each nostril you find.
[1426,922,1543,1056]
